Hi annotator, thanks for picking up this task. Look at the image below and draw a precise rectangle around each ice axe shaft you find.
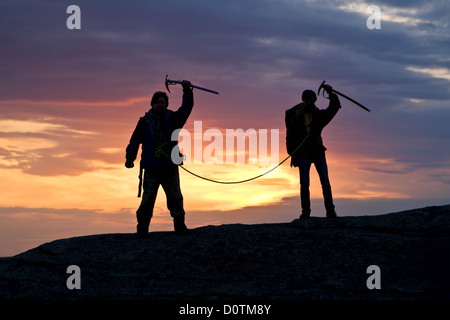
[333,90,371,112]
[318,80,370,112]
[165,74,219,94]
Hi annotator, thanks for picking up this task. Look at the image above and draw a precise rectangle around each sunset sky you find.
[1,0,449,256]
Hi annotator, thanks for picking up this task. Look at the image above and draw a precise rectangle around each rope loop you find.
[157,133,309,184]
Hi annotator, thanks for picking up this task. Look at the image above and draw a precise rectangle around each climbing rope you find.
[156,133,310,184]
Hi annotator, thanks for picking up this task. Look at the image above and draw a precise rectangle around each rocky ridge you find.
[0,204,449,300]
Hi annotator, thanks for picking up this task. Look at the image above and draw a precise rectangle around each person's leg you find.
[313,155,337,217]
[136,169,160,236]
[160,166,188,234]
[298,157,312,218]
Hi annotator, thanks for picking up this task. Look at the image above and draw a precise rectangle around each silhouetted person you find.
[125,81,193,236]
[285,85,340,219]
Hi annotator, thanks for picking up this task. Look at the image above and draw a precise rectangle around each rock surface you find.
[0,205,449,300]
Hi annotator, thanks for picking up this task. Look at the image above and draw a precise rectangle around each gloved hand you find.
[125,160,134,168]
[181,80,192,92]
[323,84,333,95]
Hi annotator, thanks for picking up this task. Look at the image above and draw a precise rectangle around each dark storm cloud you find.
[1,0,449,101]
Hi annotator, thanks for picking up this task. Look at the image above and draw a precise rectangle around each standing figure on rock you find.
[285,84,341,219]
[125,81,194,237]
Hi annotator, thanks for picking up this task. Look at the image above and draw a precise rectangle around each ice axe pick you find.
[318,80,370,112]
[165,74,219,95]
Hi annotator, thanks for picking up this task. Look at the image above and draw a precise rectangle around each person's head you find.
[302,90,317,107]
[150,91,169,115]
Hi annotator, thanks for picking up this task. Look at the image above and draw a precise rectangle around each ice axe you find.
[318,80,370,112]
[165,74,219,95]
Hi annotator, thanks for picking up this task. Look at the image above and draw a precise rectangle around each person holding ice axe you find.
[125,80,194,237]
[285,83,341,219]
[125,76,219,237]
[286,80,370,219]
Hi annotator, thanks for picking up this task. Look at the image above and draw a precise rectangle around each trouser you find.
[136,166,185,233]
[298,155,335,216]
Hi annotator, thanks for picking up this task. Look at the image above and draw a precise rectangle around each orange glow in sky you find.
[1,103,447,257]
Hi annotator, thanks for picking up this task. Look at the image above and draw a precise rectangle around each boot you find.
[300,186,311,219]
[326,210,338,218]
[173,215,190,235]
[136,218,150,239]
[300,211,311,219]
